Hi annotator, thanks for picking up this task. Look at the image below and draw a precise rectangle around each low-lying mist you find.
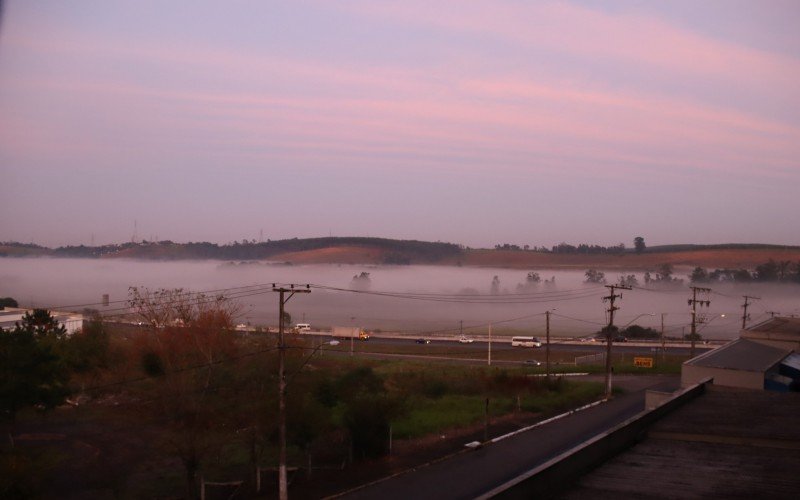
[1,258,798,340]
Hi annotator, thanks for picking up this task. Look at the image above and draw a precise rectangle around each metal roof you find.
[561,388,800,499]
[747,316,800,335]
[684,338,791,372]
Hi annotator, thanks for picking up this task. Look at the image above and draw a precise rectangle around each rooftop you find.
[684,338,791,372]
[746,316,800,335]
[560,387,800,499]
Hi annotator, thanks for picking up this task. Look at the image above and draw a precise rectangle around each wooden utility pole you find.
[688,286,711,359]
[603,284,630,398]
[741,295,760,329]
[273,284,310,500]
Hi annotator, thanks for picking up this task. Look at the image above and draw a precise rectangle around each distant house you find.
[682,317,800,391]
[0,307,85,335]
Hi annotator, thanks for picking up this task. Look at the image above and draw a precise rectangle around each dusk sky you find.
[1,0,799,248]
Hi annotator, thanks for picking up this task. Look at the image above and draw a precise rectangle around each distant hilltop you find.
[1,238,800,270]
[0,237,462,265]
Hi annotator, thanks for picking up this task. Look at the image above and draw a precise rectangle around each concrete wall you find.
[682,365,763,390]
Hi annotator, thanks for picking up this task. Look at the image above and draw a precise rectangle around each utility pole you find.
[603,284,630,398]
[350,316,356,357]
[688,286,711,359]
[273,284,310,500]
[545,310,552,380]
[766,311,779,319]
[460,320,463,337]
[741,295,760,330]
[660,313,666,360]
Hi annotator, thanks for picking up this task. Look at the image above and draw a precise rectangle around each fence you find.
[575,352,605,365]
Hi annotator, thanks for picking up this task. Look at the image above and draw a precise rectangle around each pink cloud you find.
[2,7,798,185]
[341,0,800,93]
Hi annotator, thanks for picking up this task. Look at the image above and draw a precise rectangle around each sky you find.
[1,0,799,249]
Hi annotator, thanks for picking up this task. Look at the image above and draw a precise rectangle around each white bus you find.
[293,323,311,333]
[511,336,542,348]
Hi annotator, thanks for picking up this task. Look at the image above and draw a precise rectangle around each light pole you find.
[487,323,492,366]
[621,313,656,330]
[545,309,556,381]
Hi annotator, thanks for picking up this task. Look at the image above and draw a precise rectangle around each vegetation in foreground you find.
[1,291,608,499]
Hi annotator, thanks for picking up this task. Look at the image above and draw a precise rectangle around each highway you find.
[300,330,714,358]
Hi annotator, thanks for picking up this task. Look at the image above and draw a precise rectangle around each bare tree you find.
[128,287,241,499]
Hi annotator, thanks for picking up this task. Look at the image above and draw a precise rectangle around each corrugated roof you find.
[747,316,800,335]
[561,388,800,499]
[685,338,791,372]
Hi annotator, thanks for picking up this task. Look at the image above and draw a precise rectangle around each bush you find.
[0,297,18,308]
[141,351,165,377]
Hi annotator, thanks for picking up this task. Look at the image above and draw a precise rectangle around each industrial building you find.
[0,307,85,335]
[682,316,800,391]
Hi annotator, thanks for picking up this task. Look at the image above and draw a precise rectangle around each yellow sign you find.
[634,357,654,368]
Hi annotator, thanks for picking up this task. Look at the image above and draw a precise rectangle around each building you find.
[0,307,85,335]
[681,316,799,391]
[742,316,800,350]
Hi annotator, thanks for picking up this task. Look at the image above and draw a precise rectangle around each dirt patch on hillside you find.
[271,245,389,264]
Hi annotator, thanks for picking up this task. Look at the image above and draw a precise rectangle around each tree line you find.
[494,242,627,254]
[689,259,800,284]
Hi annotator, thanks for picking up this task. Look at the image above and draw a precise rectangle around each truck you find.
[332,326,370,341]
[332,326,361,339]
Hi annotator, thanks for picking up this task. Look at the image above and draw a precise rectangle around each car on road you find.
[458,336,474,344]
[415,338,431,344]
[613,335,628,343]
[524,360,542,366]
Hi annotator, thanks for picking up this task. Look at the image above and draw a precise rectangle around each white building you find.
[0,307,85,335]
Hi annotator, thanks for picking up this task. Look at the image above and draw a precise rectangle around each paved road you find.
[338,375,679,500]
[318,333,712,357]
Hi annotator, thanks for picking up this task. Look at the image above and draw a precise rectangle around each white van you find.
[294,323,311,332]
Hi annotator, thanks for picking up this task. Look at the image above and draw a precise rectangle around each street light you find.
[286,339,340,382]
[621,313,656,329]
[695,313,727,342]
[545,309,556,381]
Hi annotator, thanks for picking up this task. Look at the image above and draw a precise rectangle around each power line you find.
[308,284,602,304]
